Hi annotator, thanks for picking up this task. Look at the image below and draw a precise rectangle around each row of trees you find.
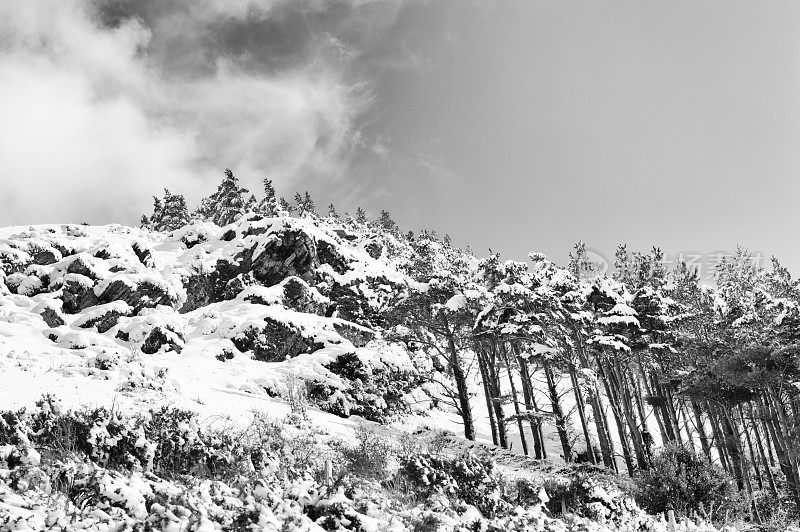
[141,169,396,232]
[387,236,800,519]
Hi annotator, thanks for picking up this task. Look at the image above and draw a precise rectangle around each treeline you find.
[390,238,800,521]
[141,169,800,519]
[140,168,395,232]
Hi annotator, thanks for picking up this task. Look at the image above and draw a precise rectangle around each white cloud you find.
[0,0,370,225]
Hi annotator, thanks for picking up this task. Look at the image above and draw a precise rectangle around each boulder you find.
[232,318,321,362]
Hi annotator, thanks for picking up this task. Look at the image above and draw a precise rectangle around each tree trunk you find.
[514,346,544,459]
[718,404,746,491]
[570,329,616,471]
[664,387,684,446]
[678,400,697,452]
[655,378,677,443]
[443,325,474,440]
[542,357,573,462]
[596,354,635,475]
[690,401,713,463]
[765,389,800,507]
[485,342,508,449]
[738,405,762,491]
[569,362,597,464]
[476,344,499,446]
[611,358,649,470]
[707,401,730,472]
[500,342,528,456]
[747,402,777,496]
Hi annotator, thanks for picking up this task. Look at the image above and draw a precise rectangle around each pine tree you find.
[377,210,396,232]
[148,196,163,228]
[258,178,277,216]
[294,192,304,215]
[157,189,190,231]
[355,207,367,224]
[141,191,190,232]
[303,191,316,217]
[327,203,339,219]
[245,194,258,213]
[278,196,293,215]
[197,168,250,226]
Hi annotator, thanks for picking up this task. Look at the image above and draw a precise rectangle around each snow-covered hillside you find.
[0,217,423,422]
[0,215,758,530]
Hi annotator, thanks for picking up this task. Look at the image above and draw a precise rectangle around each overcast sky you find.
[2,1,799,273]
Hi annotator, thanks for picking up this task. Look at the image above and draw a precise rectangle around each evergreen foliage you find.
[196,168,251,226]
[140,189,190,232]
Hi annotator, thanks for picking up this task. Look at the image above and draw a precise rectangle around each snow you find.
[0,219,757,531]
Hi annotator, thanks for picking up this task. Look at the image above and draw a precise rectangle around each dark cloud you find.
[0,0,424,226]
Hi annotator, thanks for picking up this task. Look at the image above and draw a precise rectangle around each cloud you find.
[0,0,395,225]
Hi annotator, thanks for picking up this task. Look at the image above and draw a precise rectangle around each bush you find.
[0,398,241,478]
[280,374,310,418]
[308,352,421,423]
[333,424,393,483]
[398,451,504,517]
[634,443,740,518]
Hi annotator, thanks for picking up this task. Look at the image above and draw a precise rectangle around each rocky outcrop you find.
[39,307,65,327]
[141,326,183,354]
[232,318,321,362]
[61,276,99,314]
[96,280,174,312]
[248,227,318,286]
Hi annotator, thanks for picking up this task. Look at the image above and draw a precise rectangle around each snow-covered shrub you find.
[147,406,236,477]
[0,399,244,478]
[309,351,421,422]
[280,373,310,417]
[304,493,370,532]
[399,451,504,518]
[332,424,393,483]
[634,443,740,519]
[242,411,329,481]
[22,399,154,472]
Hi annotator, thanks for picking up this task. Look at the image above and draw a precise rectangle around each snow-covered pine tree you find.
[355,207,367,224]
[377,210,396,232]
[258,178,278,216]
[156,189,190,231]
[293,191,316,217]
[303,191,316,217]
[278,196,293,215]
[141,192,189,232]
[327,203,339,219]
[197,168,251,226]
[146,196,164,229]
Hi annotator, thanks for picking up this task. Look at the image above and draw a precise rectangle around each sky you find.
[1,1,800,275]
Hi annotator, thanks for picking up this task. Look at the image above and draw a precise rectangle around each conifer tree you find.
[258,178,277,216]
[157,189,190,231]
[141,190,189,232]
[278,196,293,215]
[303,191,316,217]
[327,203,339,219]
[197,168,250,226]
[377,210,396,232]
[355,207,367,224]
